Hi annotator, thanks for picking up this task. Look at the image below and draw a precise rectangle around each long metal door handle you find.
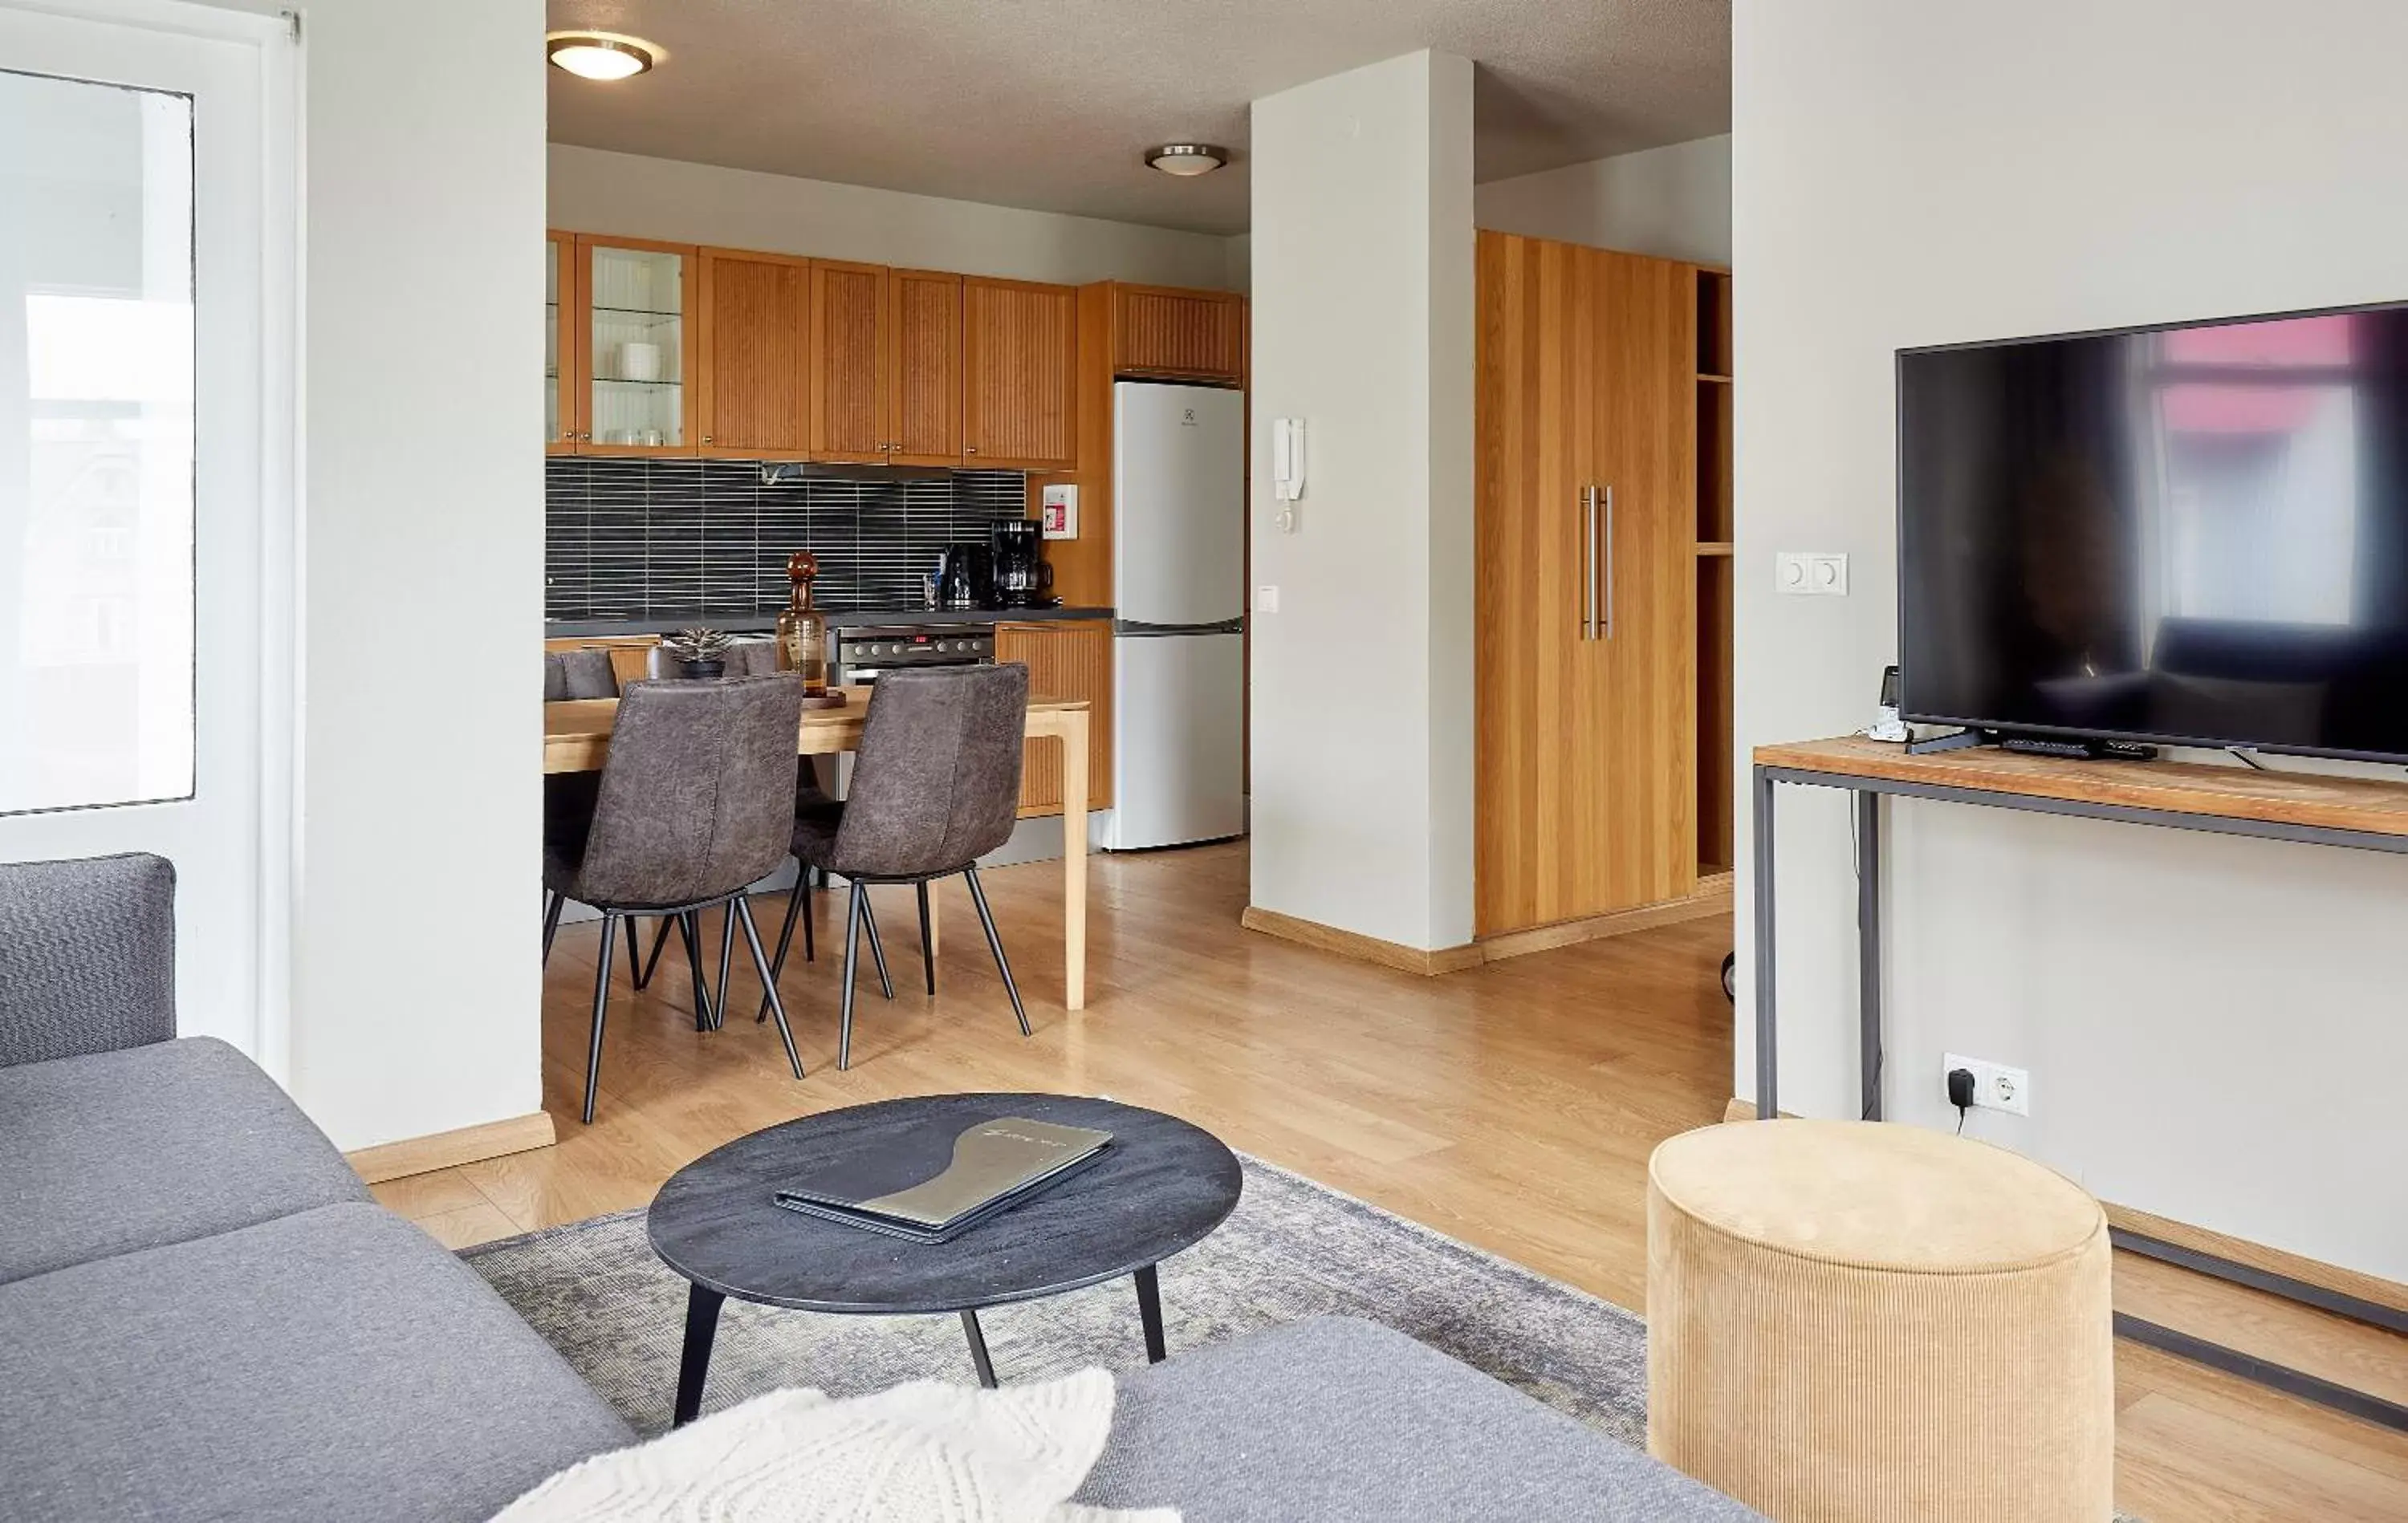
[1603,486,1616,640]
[1582,485,1598,640]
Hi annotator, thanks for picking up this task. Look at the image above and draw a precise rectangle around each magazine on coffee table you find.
[773,1116,1113,1244]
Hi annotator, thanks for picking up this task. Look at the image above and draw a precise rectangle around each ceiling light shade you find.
[547,32,658,81]
[1145,144,1228,177]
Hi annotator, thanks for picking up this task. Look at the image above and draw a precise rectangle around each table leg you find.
[673,1283,725,1427]
[1752,766,1779,1122]
[1134,1264,1166,1363]
[960,1309,999,1389]
[1857,788,1883,1121]
[1061,710,1088,1012]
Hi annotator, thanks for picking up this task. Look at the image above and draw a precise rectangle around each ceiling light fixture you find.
[1145,144,1229,177]
[547,31,659,82]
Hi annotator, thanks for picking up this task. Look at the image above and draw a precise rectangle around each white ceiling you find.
[545,0,1731,236]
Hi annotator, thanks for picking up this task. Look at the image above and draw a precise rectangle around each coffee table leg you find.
[673,1284,726,1427]
[959,1309,999,1389]
[1134,1264,1166,1363]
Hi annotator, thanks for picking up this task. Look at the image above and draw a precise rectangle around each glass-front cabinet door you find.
[580,235,696,454]
[544,231,575,451]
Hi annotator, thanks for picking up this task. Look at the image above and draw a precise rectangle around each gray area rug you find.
[463,1157,2146,1523]
[465,1155,1651,1446]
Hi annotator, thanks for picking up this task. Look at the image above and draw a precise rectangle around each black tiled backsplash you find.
[545,457,1030,622]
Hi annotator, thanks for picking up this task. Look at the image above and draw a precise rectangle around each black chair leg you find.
[859,886,895,1000]
[541,891,565,965]
[732,896,805,1080]
[839,880,865,1070]
[583,911,618,1124]
[915,879,938,996]
[803,871,816,964]
[676,912,718,1032]
[759,871,807,1025]
[964,865,1030,1038]
[637,918,673,989]
[717,903,736,1017]
[624,916,646,989]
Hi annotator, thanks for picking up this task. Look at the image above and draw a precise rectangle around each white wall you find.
[551,144,1237,290]
[1476,135,1731,266]
[193,0,548,1149]
[1221,233,1251,294]
[1249,50,1476,953]
[1735,0,2408,1279]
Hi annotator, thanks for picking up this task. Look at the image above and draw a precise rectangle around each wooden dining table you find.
[543,686,1092,1009]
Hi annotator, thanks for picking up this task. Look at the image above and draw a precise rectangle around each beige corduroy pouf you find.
[1646,1119,2115,1522]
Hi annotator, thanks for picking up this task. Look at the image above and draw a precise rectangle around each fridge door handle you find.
[1581,485,1597,641]
[1603,485,1615,641]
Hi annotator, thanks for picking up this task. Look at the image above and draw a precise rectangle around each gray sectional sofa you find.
[0,854,633,1522]
[0,852,1757,1521]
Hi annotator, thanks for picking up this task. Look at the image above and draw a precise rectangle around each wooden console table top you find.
[1755,736,2408,841]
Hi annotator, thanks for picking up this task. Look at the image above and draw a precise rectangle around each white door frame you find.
[0,0,301,1082]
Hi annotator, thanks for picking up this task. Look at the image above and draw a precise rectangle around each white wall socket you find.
[1775,551,1849,596]
[1945,1053,2031,1117]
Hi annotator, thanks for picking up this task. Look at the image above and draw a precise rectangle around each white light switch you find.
[1255,584,1280,614]
[1776,552,1849,596]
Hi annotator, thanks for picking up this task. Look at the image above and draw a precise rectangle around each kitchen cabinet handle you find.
[1581,485,1598,641]
[702,435,714,445]
[1603,485,1616,641]
[966,445,979,455]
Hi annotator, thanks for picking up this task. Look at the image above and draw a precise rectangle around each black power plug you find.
[1946,1067,1977,1135]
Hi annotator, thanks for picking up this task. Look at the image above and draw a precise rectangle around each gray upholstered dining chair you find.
[544,647,620,701]
[758,663,1031,1069]
[540,674,808,1122]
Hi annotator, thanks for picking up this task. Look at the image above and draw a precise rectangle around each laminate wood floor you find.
[384,841,2407,1521]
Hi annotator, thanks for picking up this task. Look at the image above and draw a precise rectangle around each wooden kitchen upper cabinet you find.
[995,619,1112,814]
[697,249,812,456]
[962,277,1078,469]
[809,259,892,463]
[1474,231,1695,936]
[1111,283,1244,384]
[545,231,576,453]
[576,235,699,456]
[888,269,963,465]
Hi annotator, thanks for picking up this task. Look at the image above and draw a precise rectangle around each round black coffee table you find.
[647,1092,1243,1424]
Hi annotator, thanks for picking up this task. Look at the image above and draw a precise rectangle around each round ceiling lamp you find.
[1145,144,1229,177]
[547,31,660,82]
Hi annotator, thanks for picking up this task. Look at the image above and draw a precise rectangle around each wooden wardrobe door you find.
[1474,231,1611,936]
[697,250,812,455]
[1594,248,1698,912]
[888,269,962,465]
[810,259,891,463]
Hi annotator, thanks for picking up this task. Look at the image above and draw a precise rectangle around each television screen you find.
[1898,302,2408,761]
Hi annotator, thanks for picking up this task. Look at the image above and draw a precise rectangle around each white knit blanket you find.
[492,1367,1175,1523]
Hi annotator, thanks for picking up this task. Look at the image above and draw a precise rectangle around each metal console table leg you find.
[1751,766,1780,1120]
[1857,787,1883,1121]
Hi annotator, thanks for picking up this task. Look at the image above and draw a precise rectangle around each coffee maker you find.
[989,519,1054,608]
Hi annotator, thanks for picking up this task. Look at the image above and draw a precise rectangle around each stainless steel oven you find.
[831,623,995,686]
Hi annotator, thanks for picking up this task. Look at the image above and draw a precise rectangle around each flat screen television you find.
[1898,300,2408,762]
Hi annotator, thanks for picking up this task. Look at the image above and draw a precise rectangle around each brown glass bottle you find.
[775,550,828,696]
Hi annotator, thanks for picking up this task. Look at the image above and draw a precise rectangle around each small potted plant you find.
[662,627,734,680]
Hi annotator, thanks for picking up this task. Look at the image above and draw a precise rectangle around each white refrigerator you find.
[1106,382,1247,850]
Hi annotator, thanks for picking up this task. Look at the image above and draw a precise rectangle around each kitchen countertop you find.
[546,607,1115,639]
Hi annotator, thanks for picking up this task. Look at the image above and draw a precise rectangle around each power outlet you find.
[1944,1053,2031,1117]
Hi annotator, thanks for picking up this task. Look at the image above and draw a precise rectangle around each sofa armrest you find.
[0,853,177,1067]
